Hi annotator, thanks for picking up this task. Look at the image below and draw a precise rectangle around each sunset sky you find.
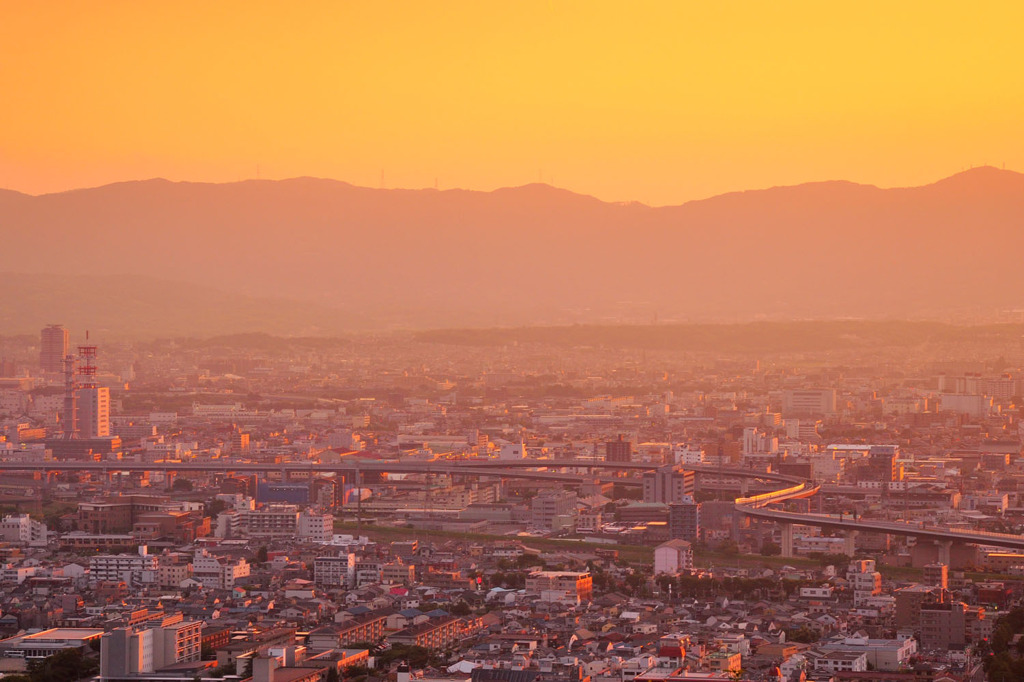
[2,1,1021,205]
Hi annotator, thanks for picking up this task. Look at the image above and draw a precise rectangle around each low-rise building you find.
[192,549,250,590]
[524,570,593,603]
[0,514,47,546]
[387,616,462,651]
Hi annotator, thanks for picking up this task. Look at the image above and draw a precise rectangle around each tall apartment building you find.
[214,510,243,539]
[0,514,48,546]
[742,426,779,457]
[862,445,902,484]
[100,620,202,681]
[230,427,250,454]
[40,325,68,374]
[241,505,299,538]
[297,510,333,543]
[667,501,701,542]
[923,562,949,590]
[847,560,882,607]
[642,466,695,504]
[894,585,938,628]
[919,601,967,651]
[605,435,633,463]
[530,489,578,530]
[77,386,111,439]
[314,554,355,588]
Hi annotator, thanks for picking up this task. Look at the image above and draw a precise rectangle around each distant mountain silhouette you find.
[1,167,1022,334]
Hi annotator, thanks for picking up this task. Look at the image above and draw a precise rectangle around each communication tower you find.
[61,332,100,440]
[78,334,98,389]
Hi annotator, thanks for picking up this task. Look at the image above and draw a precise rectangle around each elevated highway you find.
[0,458,811,482]
[741,505,1024,556]
[3,457,1016,560]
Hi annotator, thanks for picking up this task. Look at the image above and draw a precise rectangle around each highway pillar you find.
[936,540,952,566]
[356,468,362,532]
[780,523,794,557]
[843,530,859,556]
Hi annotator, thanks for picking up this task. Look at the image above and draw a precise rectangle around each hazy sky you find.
[3,1,1021,205]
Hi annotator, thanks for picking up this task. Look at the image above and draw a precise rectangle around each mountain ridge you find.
[1,166,1022,333]
[7,165,1019,208]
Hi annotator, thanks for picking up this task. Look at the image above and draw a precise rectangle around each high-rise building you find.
[605,435,633,463]
[531,489,578,530]
[230,426,250,453]
[668,501,701,542]
[923,562,948,590]
[919,601,967,651]
[77,386,111,439]
[894,584,938,628]
[643,466,695,504]
[40,324,68,374]
[862,445,902,483]
[99,620,201,680]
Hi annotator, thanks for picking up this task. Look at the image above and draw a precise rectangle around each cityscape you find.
[0,322,1023,682]
[2,3,1023,682]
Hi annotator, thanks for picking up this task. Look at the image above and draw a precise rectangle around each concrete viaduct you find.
[1,458,1020,560]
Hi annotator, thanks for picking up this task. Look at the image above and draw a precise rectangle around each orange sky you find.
[2,1,1021,205]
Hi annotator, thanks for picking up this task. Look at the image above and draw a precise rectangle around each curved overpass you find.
[4,458,1015,551]
[742,505,1024,552]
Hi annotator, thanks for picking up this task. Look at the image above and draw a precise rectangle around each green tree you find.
[171,477,194,492]
[760,540,781,556]
[515,553,539,568]
[376,644,433,668]
[24,648,98,682]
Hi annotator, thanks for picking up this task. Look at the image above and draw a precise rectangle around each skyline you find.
[4,4,1024,679]
[1,163,1018,208]
[4,2,1022,205]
